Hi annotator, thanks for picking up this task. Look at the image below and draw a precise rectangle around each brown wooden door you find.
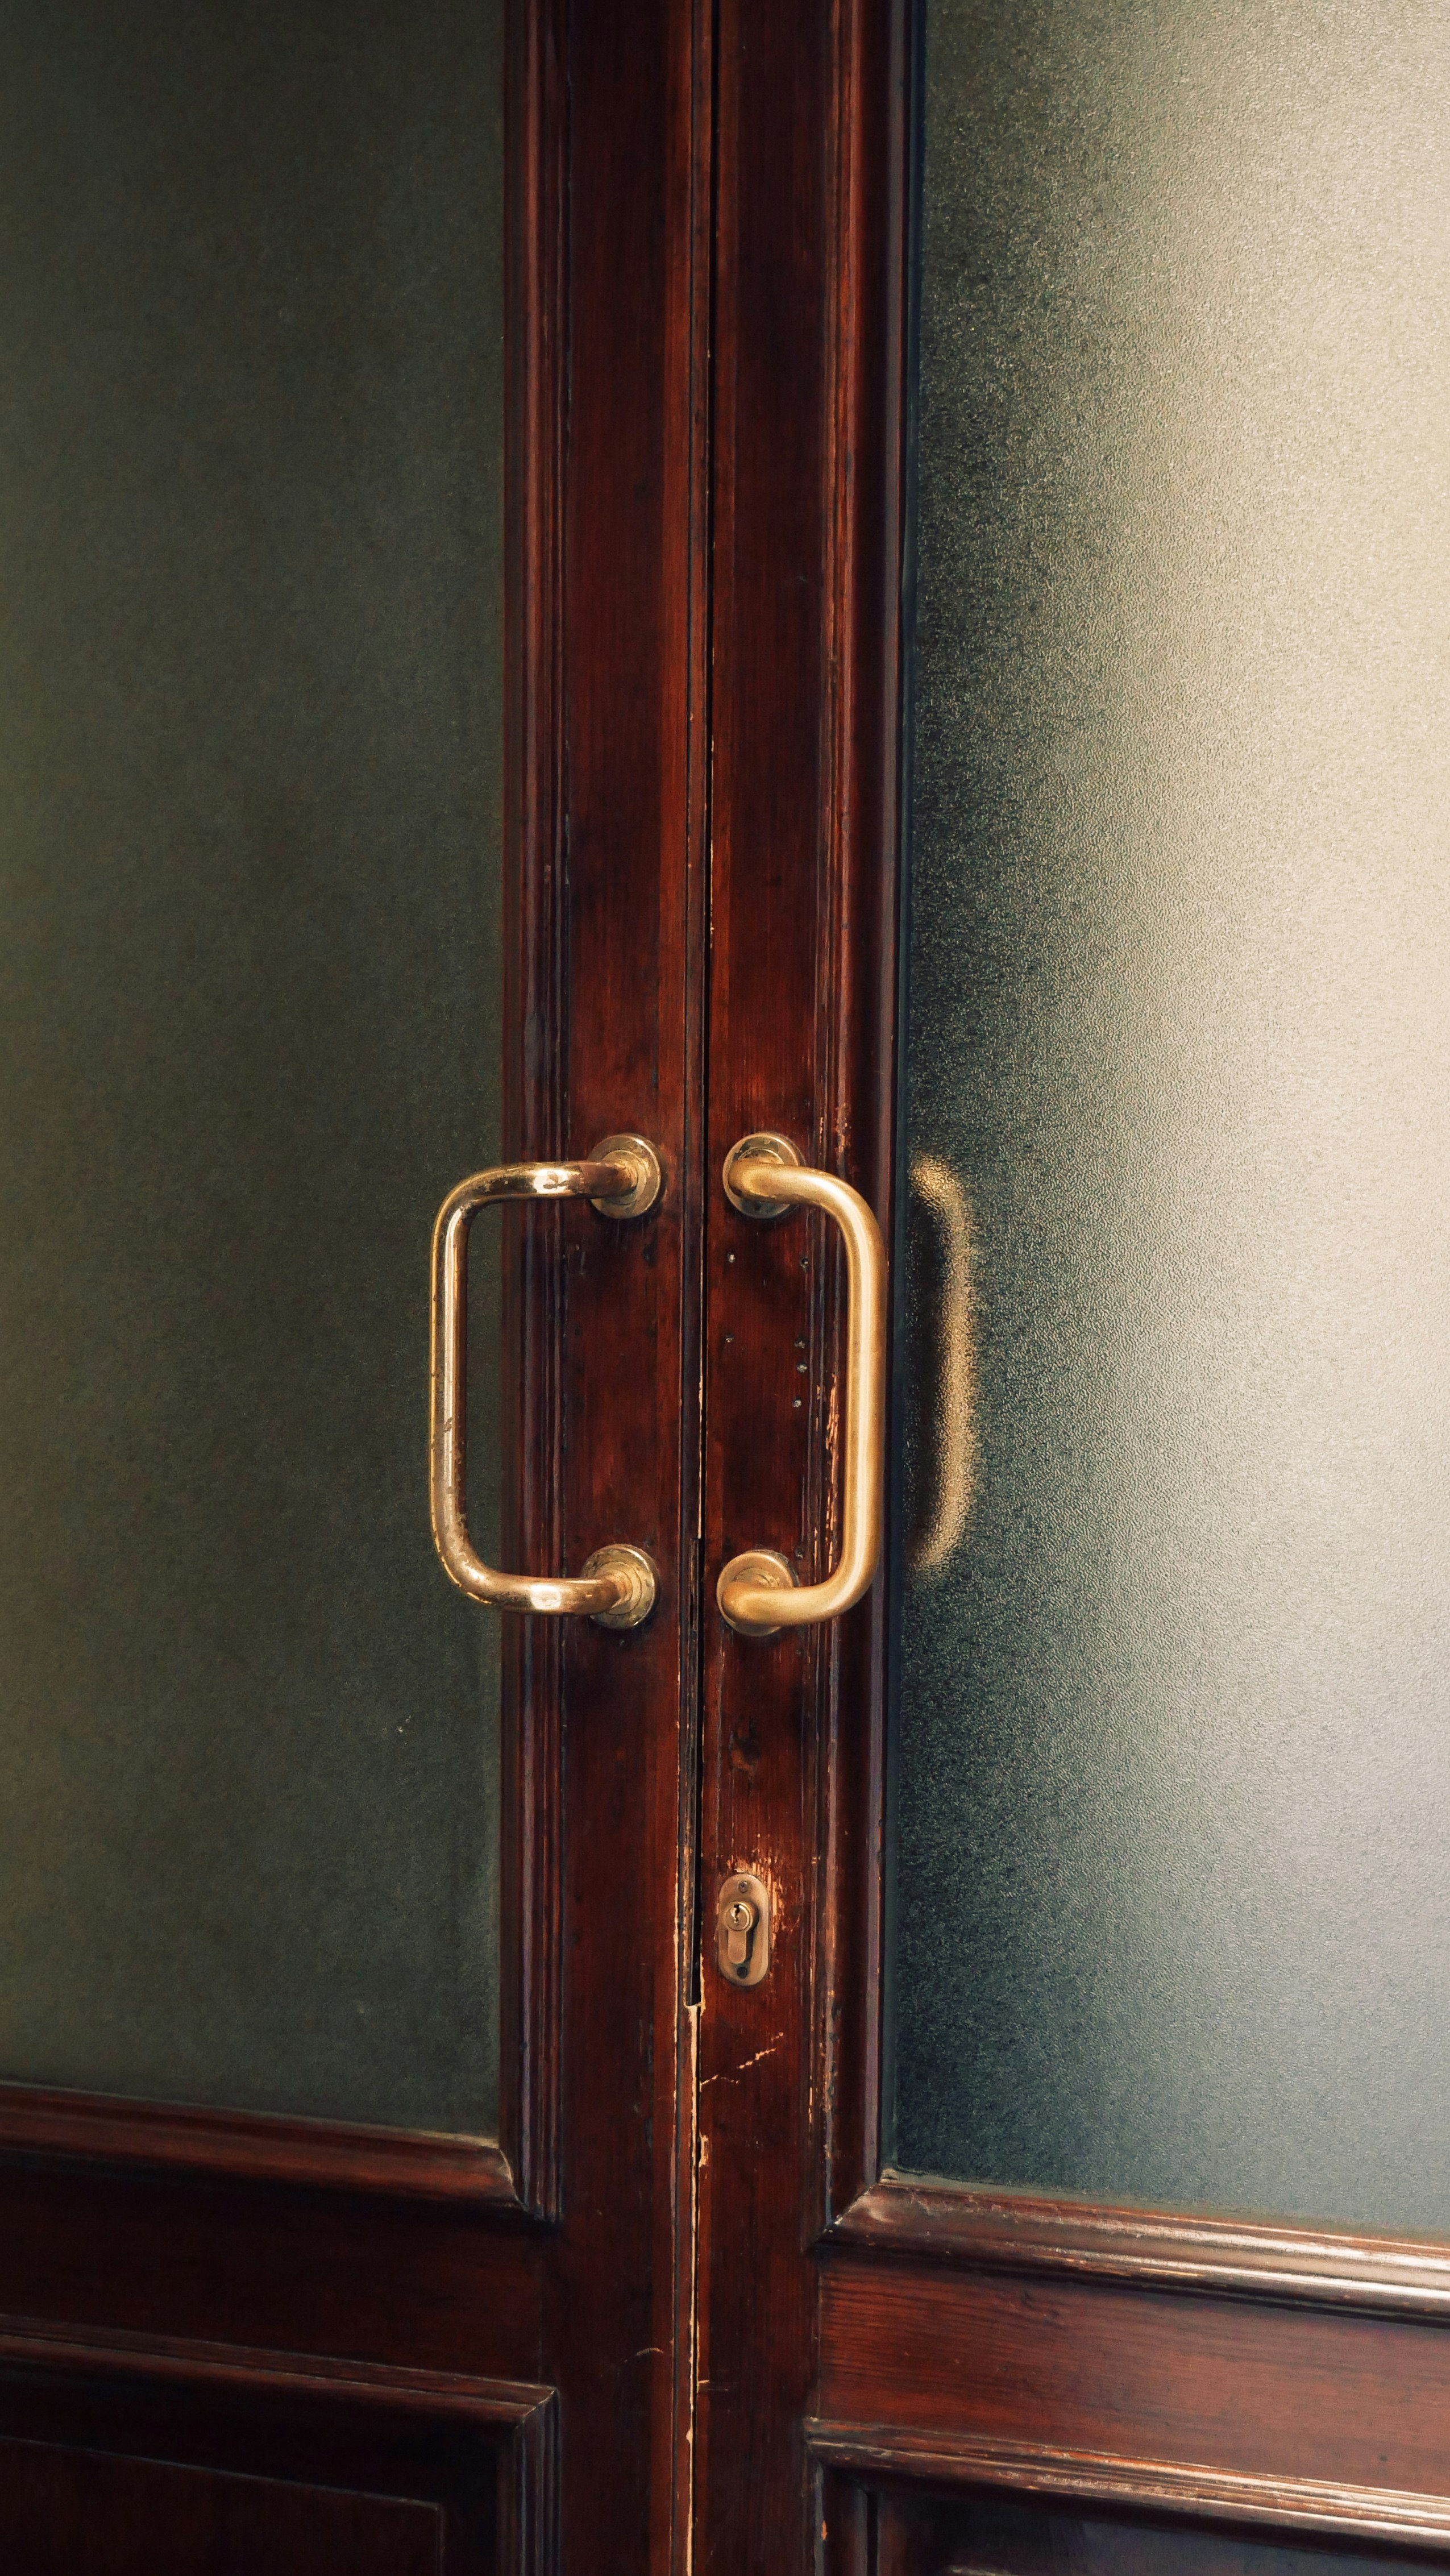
[0,0,703,2567]
[7,2,1450,2571]
[692,0,1450,2570]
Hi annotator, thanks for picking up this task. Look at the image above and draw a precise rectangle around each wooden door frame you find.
[7,0,1450,2565]
[0,1,708,2567]
[696,0,1450,2566]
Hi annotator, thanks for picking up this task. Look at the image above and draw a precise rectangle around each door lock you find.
[715,1872,771,1987]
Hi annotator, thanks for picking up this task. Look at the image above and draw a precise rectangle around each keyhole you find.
[716,1872,770,1987]
[725,1898,755,1968]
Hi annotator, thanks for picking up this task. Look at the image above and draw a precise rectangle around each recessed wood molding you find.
[809,2423,1450,2553]
[0,2315,558,2576]
[0,2311,551,2424]
[817,2253,1450,2509]
[0,2081,525,2205]
[834,2172,1450,2319]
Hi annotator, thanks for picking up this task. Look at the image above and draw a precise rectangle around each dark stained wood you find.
[0,2320,555,2575]
[815,2437,1450,2558]
[648,0,717,2563]
[539,0,709,2554]
[816,2258,1450,2515]
[819,2465,874,2576]
[693,0,1450,2567]
[0,2313,550,2428]
[808,0,914,2254]
[0,2084,517,2203]
[0,2450,443,2576]
[857,2478,1450,2576]
[10,0,1450,2563]
[692,0,908,2562]
[0,0,704,2566]
[0,2314,549,2430]
[837,2176,1450,2319]
[692,0,833,2552]
[0,2163,543,2381]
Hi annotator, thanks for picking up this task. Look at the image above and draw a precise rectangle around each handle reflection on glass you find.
[429,1136,662,1629]
[908,1152,977,1577]
[717,1132,886,1637]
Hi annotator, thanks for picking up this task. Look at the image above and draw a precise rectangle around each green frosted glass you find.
[891,0,1450,2228]
[0,0,502,2131]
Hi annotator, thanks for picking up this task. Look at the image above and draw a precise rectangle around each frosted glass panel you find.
[0,0,503,2132]
[891,0,1450,2229]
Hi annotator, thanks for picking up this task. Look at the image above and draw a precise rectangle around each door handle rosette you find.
[717,1132,886,1637]
[430,1136,661,1628]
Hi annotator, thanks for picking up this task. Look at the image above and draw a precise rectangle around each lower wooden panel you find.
[820,2474,1450,2576]
[812,2435,1450,2558]
[0,2440,442,2576]
[0,2320,556,2575]
[0,2161,541,2383]
[817,2255,1450,2518]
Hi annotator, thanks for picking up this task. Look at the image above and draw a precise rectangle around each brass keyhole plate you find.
[714,1871,771,1988]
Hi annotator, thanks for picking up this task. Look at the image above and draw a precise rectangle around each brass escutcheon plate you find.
[588,1133,664,1219]
[715,1869,771,1987]
[581,1543,659,1630]
[721,1129,802,1221]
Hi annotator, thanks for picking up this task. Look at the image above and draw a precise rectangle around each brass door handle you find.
[430,1136,662,1628]
[717,1132,886,1636]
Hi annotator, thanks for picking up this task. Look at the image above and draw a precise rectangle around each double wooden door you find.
[3,0,1450,2570]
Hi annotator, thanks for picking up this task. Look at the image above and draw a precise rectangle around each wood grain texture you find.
[0,2163,543,2379]
[0,2317,555,2575]
[813,2433,1450,2555]
[0,1,703,2569]
[539,0,707,2558]
[817,2257,1450,2511]
[695,0,1450,2563]
[0,2448,443,2576]
[693,0,833,2553]
[838,2176,1450,2319]
[692,0,907,2563]
[0,2313,552,2425]
[0,2084,518,2203]
[809,0,913,2254]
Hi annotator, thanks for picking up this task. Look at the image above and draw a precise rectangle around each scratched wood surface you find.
[0,1,701,2567]
[690,0,1450,2569]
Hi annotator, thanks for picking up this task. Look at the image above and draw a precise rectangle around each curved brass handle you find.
[430,1135,662,1628]
[717,1133,886,1637]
